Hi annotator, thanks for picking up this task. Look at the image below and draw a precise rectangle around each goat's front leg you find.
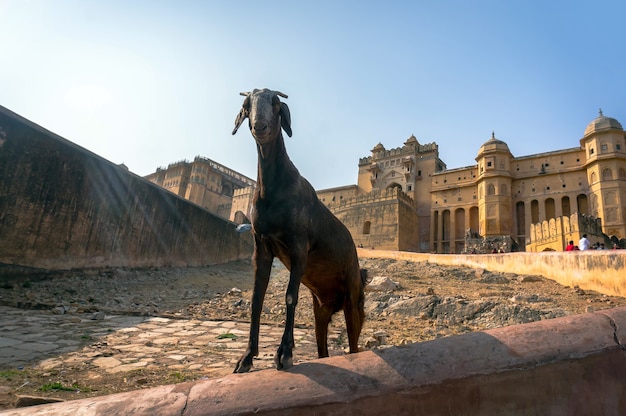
[275,254,306,370]
[234,245,272,373]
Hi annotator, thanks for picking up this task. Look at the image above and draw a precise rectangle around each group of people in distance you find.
[565,234,621,251]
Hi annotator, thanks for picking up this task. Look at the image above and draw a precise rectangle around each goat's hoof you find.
[234,364,251,373]
[281,357,293,370]
[234,357,253,373]
[274,352,293,370]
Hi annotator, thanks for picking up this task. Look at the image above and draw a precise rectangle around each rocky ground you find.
[1,256,625,408]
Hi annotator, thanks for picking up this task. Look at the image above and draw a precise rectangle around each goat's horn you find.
[239,92,250,97]
[275,91,288,99]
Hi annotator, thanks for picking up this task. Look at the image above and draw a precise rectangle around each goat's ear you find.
[232,108,247,135]
[280,102,292,138]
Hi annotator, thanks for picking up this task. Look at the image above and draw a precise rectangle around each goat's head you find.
[232,88,292,143]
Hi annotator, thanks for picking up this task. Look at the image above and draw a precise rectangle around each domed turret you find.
[583,109,623,137]
[476,132,511,159]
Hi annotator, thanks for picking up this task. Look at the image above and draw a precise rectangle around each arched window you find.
[442,210,451,240]
[602,168,613,181]
[577,194,588,215]
[234,211,249,224]
[362,221,371,235]
[531,200,539,223]
[545,198,555,219]
[561,196,570,217]
[387,183,402,192]
[516,201,525,237]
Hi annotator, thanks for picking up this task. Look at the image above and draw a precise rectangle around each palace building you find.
[145,156,255,220]
[149,111,626,253]
[319,110,625,253]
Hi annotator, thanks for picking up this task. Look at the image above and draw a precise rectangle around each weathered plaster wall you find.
[358,248,626,297]
[0,106,252,272]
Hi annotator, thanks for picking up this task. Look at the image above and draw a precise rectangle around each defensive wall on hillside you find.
[0,105,253,273]
[329,187,419,251]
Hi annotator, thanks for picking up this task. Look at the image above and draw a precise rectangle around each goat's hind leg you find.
[343,291,365,354]
[312,294,333,358]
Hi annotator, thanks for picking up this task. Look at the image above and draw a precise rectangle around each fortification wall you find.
[0,106,253,272]
[331,188,417,251]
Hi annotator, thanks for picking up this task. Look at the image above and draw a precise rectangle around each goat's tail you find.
[359,268,369,288]
[358,268,368,313]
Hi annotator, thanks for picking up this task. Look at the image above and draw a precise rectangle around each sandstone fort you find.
[145,110,626,254]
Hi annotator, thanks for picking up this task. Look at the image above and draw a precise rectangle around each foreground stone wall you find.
[359,248,626,297]
[0,106,253,272]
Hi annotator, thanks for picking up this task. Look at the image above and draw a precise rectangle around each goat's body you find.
[232,89,365,373]
[254,169,362,315]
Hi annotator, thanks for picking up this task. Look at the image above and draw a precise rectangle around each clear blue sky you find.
[1,0,625,190]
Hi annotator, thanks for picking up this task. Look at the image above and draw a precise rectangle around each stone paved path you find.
[0,306,340,378]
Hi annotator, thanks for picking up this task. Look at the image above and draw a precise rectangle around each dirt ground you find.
[1,256,625,408]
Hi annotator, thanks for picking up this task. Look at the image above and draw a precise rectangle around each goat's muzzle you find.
[251,120,279,145]
[252,121,269,136]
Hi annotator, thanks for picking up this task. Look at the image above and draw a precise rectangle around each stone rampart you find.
[0,106,253,272]
[330,188,418,251]
[326,186,414,211]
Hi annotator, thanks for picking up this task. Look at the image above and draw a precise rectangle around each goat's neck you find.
[256,133,298,199]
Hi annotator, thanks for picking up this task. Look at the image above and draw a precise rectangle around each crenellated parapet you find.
[325,186,415,210]
[233,186,254,198]
[358,141,439,166]
[193,156,255,187]
[526,213,605,251]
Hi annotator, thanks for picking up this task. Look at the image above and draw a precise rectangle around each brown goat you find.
[231,88,367,372]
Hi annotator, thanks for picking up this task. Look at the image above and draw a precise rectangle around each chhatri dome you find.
[583,109,623,137]
[404,134,419,146]
[476,131,511,158]
[371,142,386,153]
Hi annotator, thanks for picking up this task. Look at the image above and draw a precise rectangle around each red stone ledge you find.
[3,307,626,415]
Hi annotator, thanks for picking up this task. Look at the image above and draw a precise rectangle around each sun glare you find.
[63,84,113,112]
